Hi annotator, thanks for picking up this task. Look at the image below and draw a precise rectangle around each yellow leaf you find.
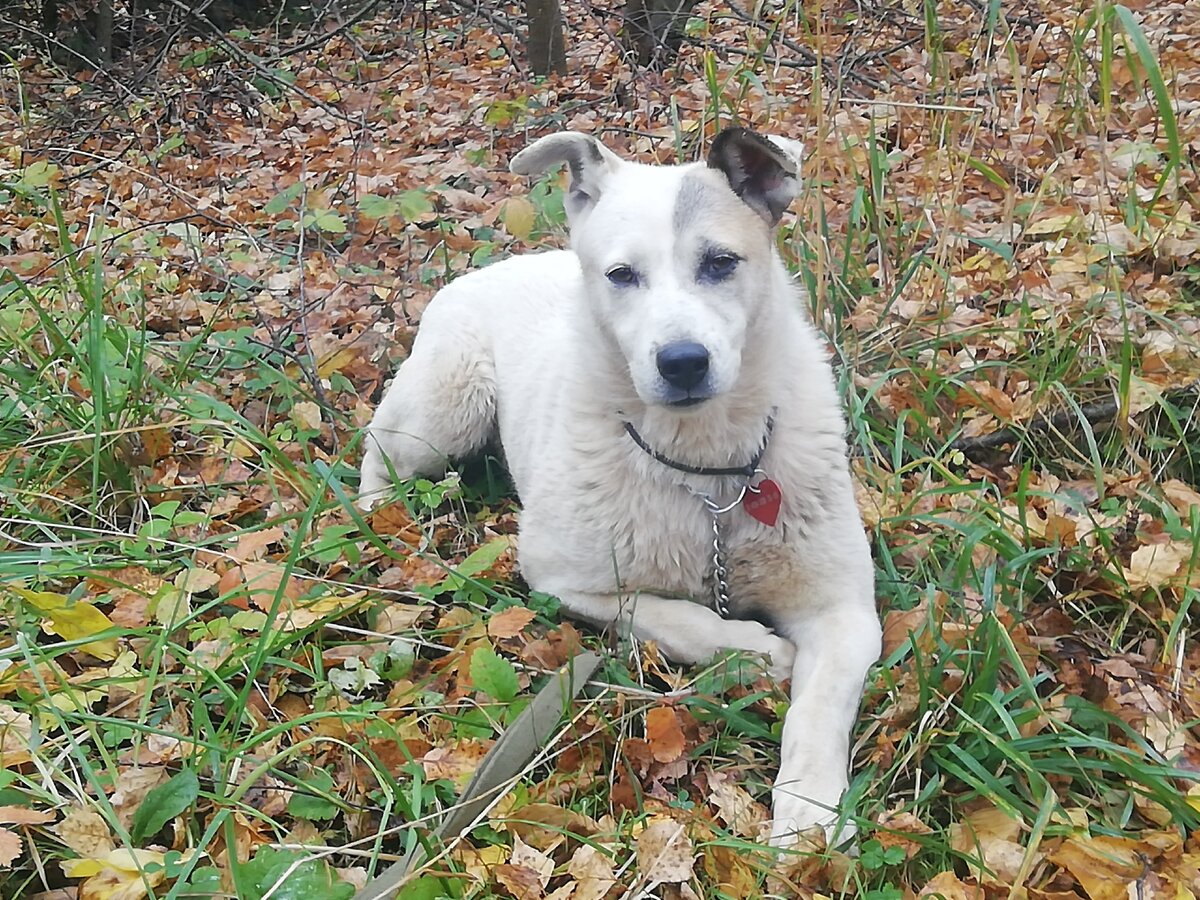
[1187,784,1200,814]
[1024,211,1079,236]
[316,346,358,379]
[60,857,107,878]
[1049,835,1143,900]
[10,587,119,660]
[503,197,537,241]
[64,848,178,900]
[1127,542,1192,589]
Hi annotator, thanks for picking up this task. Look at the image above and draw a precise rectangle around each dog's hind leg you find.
[360,322,496,508]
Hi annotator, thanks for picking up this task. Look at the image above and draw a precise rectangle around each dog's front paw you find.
[768,810,856,851]
[357,443,392,511]
[721,619,794,682]
[769,794,856,851]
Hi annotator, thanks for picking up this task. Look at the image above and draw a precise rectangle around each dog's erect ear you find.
[510,133,624,221]
[708,127,803,226]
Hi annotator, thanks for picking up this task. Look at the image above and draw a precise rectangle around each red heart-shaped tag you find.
[743,478,782,527]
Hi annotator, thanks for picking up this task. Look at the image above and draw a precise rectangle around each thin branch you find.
[951,382,1200,455]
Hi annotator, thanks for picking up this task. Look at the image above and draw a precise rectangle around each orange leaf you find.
[487,606,536,639]
[646,707,686,764]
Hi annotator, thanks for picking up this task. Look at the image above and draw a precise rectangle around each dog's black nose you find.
[656,342,710,391]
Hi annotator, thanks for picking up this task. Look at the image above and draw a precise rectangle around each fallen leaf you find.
[420,741,490,789]
[707,771,767,837]
[636,816,695,886]
[1048,834,1144,900]
[291,400,322,431]
[0,806,55,826]
[875,809,933,859]
[1126,542,1193,589]
[110,768,170,830]
[10,587,119,660]
[503,196,537,240]
[487,606,537,639]
[567,844,618,900]
[0,705,32,767]
[950,806,1031,885]
[917,871,984,899]
[646,707,686,764]
[61,848,175,900]
[54,808,115,858]
[0,829,21,868]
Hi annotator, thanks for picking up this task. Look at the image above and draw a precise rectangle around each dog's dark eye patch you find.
[698,249,741,282]
[606,264,640,287]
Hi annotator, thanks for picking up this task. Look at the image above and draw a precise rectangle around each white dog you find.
[360,128,881,845]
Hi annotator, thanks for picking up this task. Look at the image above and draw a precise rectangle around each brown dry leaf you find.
[373,602,428,633]
[881,599,929,657]
[110,767,170,830]
[220,560,307,611]
[291,400,322,431]
[420,741,490,789]
[646,707,687,764]
[707,771,767,838]
[511,835,555,884]
[0,806,55,826]
[1048,834,1146,900]
[0,829,21,868]
[917,871,984,899]
[55,808,115,858]
[1162,480,1200,518]
[875,809,934,859]
[504,803,600,850]
[949,806,1031,885]
[173,567,221,595]
[495,863,544,900]
[488,606,537,639]
[230,526,287,562]
[567,844,618,900]
[636,816,696,886]
[453,843,508,886]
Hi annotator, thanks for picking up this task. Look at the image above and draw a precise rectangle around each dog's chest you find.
[599,474,775,597]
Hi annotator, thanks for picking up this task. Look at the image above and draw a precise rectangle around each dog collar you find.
[621,414,775,478]
[621,412,782,620]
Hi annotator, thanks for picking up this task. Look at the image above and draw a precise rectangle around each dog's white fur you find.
[360,129,881,845]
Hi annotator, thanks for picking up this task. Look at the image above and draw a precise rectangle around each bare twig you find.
[951,383,1200,455]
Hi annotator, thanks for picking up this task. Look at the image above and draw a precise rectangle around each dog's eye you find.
[605,264,639,287]
[700,252,740,281]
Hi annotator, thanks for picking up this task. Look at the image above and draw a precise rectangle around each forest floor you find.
[1,0,1200,897]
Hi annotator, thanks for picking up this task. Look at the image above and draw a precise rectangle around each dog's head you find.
[511,128,803,410]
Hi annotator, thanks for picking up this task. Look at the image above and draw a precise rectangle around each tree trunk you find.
[623,0,701,67]
[526,0,566,76]
[95,0,114,65]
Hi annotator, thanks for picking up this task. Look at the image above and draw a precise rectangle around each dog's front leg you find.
[770,603,881,847]
[551,590,796,681]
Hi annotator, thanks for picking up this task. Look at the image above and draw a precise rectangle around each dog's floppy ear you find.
[510,133,624,221]
[708,127,803,225]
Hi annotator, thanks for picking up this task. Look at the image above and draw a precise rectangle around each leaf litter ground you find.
[2,0,1200,897]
